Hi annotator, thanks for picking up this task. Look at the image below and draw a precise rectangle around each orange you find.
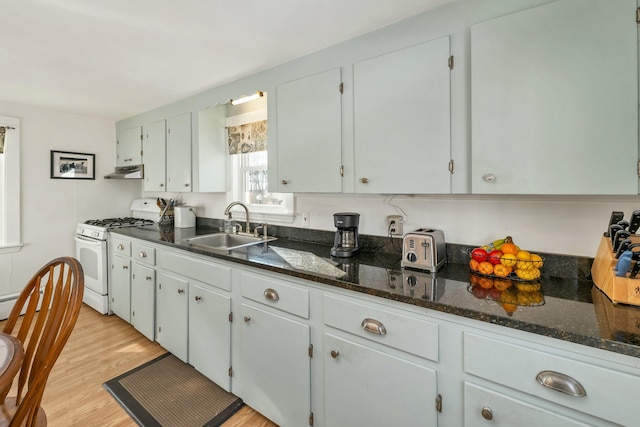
[500,242,519,255]
[493,264,510,278]
[477,277,494,289]
[477,261,494,276]
[469,259,479,271]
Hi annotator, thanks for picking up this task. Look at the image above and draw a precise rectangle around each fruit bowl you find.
[467,247,544,282]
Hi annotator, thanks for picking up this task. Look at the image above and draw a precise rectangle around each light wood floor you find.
[0,304,277,427]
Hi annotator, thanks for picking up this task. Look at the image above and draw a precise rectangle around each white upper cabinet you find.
[354,37,452,194]
[272,68,343,193]
[196,105,226,192]
[471,0,638,194]
[143,119,166,192]
[166,112,192,192]
[116,126,142,167]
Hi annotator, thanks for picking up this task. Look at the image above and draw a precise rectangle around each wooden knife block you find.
[591,236,640,306]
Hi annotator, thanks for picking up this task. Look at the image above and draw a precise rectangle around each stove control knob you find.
[91,231,99,238]
[406,252,417,263]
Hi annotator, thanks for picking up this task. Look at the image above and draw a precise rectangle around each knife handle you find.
[610,225,623,246]
[614,230,631,253]
[629,210,640,234]
[605,211,625,237]
[616,239,633,259]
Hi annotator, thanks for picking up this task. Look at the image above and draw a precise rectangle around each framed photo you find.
[50,150,95,180]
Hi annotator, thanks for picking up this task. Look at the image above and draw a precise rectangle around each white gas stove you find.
[75,199,160,314]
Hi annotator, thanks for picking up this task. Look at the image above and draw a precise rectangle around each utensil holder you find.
[591,236,640,306]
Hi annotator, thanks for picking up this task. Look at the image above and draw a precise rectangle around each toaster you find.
[401,228,446,272]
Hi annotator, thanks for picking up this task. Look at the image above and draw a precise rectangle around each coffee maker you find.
[330,213,360,257]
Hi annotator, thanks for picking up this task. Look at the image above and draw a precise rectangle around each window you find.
[226,109,294,223]
[0,116,21,252]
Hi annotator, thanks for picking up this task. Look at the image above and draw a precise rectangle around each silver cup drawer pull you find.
[361,318,387,335]
[264,288,280,302]
[536,370,587,397]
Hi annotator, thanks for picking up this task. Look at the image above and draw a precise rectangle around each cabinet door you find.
[166,112,192,192]
[273,68,342,193]
[143,119,166,192]
[235,303,310,427]
[131,263,155,341]
[354,37,451,194]
[116,126,142,166]
[197,105,227,192]
[324,333,438,427]
[471,0,638,194]
[188,282,231,391]
[110,254,130,322]
[464,382,591,427]
[156,271,188,361]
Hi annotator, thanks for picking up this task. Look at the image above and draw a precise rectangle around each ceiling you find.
[0,0,452,121]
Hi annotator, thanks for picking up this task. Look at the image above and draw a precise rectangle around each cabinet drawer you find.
[464,332,640,426]
[111,236,131,256]
[324,294,438,362]
[464,382,591,427]
[132,242,156,266]
[158,251,231,291]
[240,272,309,319]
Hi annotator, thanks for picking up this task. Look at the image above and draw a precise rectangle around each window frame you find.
[0,116,21,253]
[226,110,294,224]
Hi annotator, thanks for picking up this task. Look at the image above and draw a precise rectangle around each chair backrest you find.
[1,257,84,426]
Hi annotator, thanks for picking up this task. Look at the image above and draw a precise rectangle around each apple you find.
[471,247,489,263]
[488,249,504,265]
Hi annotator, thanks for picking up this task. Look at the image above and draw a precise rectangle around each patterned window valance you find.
[227,120,267,155]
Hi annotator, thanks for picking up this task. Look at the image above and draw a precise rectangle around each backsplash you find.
[195,217,593,280]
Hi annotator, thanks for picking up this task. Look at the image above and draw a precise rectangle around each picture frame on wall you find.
[50,150,95,180]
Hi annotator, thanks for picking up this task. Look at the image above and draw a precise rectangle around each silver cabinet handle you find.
[361,177,369,184]
[281,179,288,185]
[145,276,152,281]
[330,350,339,359]
[177,288,185,294]
[244,316,251,323]
[194,296,202,302]
[536,371,587,397]
[139,251,147,258]
[264,288,279,302]
[184,183,190,187]
[481,406,493,420]
[483,173,496,183]
[122,265,128,270]
[117,244,125,250]
[361,318,387,335]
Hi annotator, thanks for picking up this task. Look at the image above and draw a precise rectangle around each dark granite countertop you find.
[112,225,640,359]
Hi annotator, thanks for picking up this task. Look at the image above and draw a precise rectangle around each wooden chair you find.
[0,257,84,426]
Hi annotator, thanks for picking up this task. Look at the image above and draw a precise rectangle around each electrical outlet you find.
[387,215,403,236]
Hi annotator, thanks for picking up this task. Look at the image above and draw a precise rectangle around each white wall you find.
[0,100,140,297]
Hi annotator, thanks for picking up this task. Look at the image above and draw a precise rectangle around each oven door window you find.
[75,236,107,295]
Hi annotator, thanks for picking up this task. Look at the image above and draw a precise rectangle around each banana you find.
[494,236,513,250]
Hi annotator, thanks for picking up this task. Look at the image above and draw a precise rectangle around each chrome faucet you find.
[224,201,250,234]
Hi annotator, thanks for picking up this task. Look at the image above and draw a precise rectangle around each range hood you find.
[104,165,144,179]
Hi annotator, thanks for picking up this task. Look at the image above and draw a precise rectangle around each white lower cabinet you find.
[234,271,311,427]
[324,333,438,427]
[189,281,231,391]
[131,263,155,340]
[108,236,640,427]
[464,382,589,427]
[110,254,131,322]
[156,271,188,361]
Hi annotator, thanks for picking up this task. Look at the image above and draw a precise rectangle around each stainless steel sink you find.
[185,232,276,251]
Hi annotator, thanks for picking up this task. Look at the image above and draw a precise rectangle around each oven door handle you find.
[74,235,105,245]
